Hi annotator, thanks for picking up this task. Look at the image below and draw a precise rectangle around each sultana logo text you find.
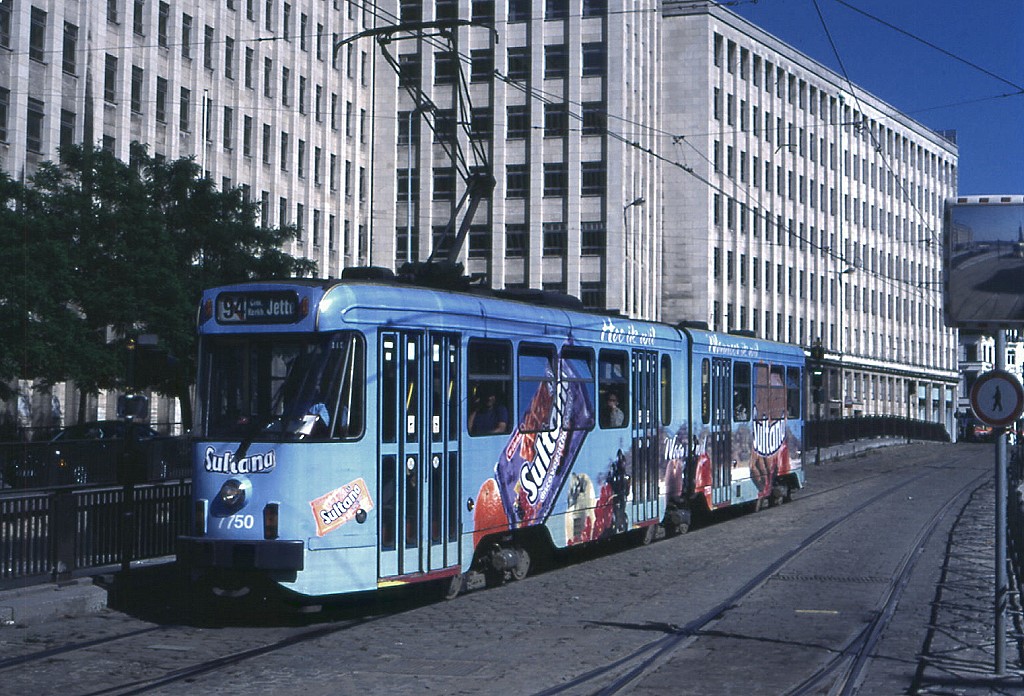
[751,419,786,457]
[204,446,277,474]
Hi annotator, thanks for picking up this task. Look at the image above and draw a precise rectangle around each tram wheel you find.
[510,548,530,581]
[442,573,463,600]
[638,524,657,546]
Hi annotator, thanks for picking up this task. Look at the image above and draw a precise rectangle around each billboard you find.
[944,196,1024,328]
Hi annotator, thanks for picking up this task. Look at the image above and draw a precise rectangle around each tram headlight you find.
[216,478,251,514]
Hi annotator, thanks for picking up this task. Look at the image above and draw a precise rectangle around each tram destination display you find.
[216,291,300,324]
[944,196,1024,327]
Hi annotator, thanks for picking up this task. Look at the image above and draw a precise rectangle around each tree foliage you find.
[0,144,316,421]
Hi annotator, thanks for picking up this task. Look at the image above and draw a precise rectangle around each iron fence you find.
[0,481,191,587]
[805,416,951,449]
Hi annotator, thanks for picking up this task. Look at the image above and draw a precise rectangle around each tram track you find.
[533,463,989,696]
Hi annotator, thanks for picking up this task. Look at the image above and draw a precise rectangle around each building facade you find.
[0,0,374,430]
[0,1,960,433]
[658,4,959,428]
[373,0,660,316]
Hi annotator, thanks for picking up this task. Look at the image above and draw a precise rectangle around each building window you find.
[506,164,529,198]
[280,131,289,170]
[546,0,569,20]
[433,167,456,201]
[470,49,493,82]
[582,102,606,136]
[264,58,274,97]
[544,103,567,137]
[508,0,530,22]
[26,98,45,153]
[468,225,490,258]
[104,55,118,102]
[155,77,168,122]
[296,139,305,177]
[581,222,605,256]
[133,0,145,35]
[397,168,419,203]
[506,223,527,258]
[223,107,234,149]
[59,109,75,154]
[225,36,235,78]
[181,14,192,59]
[507,46,529,81]
[62,22,78,74]
[281,66,290,105]
[243,115,253,156]
[581,42,605,78]
[470,107,492,140]
[507,105,529,139]
[543,222,567,255]
[544,44,568,79]
[130,66,144,113]
[30,7,47,62]
[434,51,456,85]
[581,282,606,310]
[156,2,169,47]
[399,54,420,87]
[0,2,11,48]
[262,124,272,163]
[543,162,567,197]
[581,161,605,196]
[472,0,495,21]
[434,0,457,20]
[582,0,607,18]
[179,87,191,130]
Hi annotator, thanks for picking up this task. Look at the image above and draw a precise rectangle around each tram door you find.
[631,350,660,523]
[710,358,733,506]
[378,331,461,579]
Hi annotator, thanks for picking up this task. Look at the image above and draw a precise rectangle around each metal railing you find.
[0,481,191,587]
[805,416,951,449]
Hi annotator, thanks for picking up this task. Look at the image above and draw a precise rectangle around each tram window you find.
[733,361,751,421]
[700,358,711,424]
[786,366,801,419]
[560,347,595,431]
[753,364,787,420]
[467,339,512,436]
[599,350,629,429]
[518,344,557,433]
[660,355,672,426]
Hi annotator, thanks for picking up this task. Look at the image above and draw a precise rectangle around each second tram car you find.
[178,277,805,600]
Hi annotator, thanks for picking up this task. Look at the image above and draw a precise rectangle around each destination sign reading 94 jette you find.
[216,291,299,324]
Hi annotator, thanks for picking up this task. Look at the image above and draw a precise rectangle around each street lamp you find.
[832,266,855,418]
[623,197,645,316]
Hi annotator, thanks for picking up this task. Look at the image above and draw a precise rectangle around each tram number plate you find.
[219,515,255,530]
[217,292,299,324]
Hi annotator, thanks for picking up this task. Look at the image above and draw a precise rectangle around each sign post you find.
[969,360,1023,675]
[945,195,1024,675]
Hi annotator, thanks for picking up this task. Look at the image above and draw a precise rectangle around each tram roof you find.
[681,326,806,363]
[198,278,683,345]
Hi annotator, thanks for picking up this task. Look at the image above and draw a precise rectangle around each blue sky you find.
[728,0,1024,195]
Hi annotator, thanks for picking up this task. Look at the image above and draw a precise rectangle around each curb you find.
[0,579,108,627]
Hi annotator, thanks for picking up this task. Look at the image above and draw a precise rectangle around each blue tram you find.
[177,277,805,600]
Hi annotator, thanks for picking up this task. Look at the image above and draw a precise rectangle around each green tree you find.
[11,144,315,427]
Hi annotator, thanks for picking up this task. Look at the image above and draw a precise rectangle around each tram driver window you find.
[599,350,629,429]
[467,339,512,436]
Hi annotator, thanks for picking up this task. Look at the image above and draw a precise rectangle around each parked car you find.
[50,420,164,485]
[51,420,161,443]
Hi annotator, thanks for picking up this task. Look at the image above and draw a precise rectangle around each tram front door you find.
[378,331,461,580]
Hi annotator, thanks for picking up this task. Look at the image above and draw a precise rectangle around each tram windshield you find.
[199,332,365,441]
